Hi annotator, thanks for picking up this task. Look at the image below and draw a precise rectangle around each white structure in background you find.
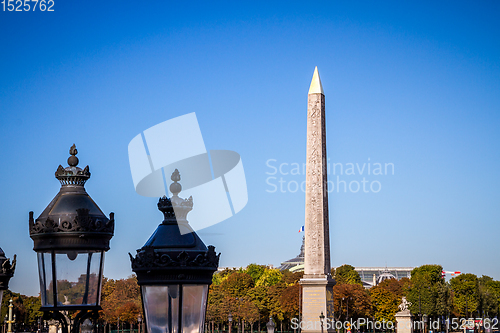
[280,239,413,288]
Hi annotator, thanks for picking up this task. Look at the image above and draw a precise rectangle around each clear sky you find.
[1,1,499,296]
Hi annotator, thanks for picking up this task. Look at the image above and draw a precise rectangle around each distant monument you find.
[395,297,413,333]
[299,67,335,333]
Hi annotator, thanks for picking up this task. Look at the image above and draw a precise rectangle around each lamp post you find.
[137,315,142,333]
[0,249,16,308]
[6,300,13,333]
[130,170,220,333]
[341,298,344,323]
[229,313,233,333]
[346,297,351,322]
[29,145,115,333]
[319,312,325,333]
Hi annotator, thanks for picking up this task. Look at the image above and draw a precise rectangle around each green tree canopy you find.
[245,264,267,283]
[407,264,449,316]
[334,264,362,286]
[255,268,283,287]
[478,275,500,316]
[450,273,479,317]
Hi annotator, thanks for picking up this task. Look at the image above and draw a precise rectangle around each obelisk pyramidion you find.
[300,67,335,333]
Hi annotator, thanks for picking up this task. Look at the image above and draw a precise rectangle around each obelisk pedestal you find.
[299,67,335,333]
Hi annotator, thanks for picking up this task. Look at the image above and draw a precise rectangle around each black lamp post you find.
[319,312,325,333]
[29,145,115,333]
[130,169,220,333]
[0,248,16,307]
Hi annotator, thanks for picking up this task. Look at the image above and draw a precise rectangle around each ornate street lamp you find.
[130,169,219,333]
[0,248,16,307]
[29,145,115,333]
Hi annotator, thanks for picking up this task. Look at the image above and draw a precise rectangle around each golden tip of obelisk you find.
[308,66,324,95]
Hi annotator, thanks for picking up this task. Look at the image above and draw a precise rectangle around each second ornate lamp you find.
[130,169,219,333]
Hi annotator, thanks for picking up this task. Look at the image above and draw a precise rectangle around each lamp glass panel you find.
[182,285,208,333]
[142,285,179,333]
[55,250,103,306]
[37,252,54,306]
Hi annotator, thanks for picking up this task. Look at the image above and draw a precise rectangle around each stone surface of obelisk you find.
[300,67,335,333]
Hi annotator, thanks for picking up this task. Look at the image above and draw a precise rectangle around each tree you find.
[407,265,449,316]
[450,273,479,317]
[101,275,142,324]
[207,285,226,326]
[256,268,283,287]
[280,284,300,321]
[267,283,286,332]
[478,276,500,317]
[282,270,303,285]
[23,296,43,327]
[335,265,362,286]
[247,285,270,331]
[333,283,371,321]
[370,279,407,322]
[239,298,260,332]
[220,272,255,298]
[245,264,267,284]
[213,268,239,286]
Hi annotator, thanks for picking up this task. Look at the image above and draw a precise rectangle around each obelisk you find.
[300,67,335,333]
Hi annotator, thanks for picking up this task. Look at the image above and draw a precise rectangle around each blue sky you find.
[1,1,499,296]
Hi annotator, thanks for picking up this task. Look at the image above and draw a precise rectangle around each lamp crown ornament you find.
[55,144,91,186]
[157,169,193,224]
[30,144,114,251]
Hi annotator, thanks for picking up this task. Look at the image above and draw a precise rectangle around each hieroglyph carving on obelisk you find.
[300,67,335,333]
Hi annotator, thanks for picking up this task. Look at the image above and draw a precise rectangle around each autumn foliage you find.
[4,263,500,332]
[101,275,142,324]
